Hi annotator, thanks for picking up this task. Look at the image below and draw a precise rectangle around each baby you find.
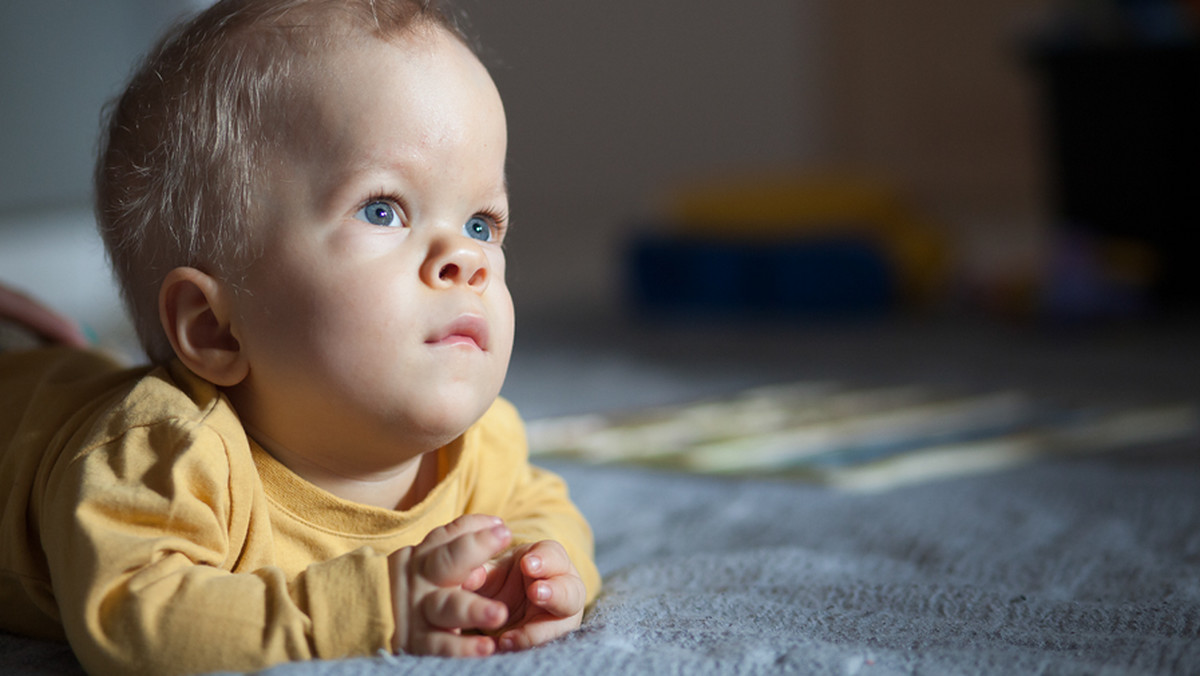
[0,1,599,674]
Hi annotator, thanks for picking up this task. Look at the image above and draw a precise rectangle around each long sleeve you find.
[35,369,395,676]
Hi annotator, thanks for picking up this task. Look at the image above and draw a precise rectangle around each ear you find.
[159,267,249,387]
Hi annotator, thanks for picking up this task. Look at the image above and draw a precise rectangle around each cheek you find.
[235,261,347,362]
[490,294,516,388]
[237,281,398,413]
[488,249,508,281]
[487,268,515,348]
[284,283,395,361]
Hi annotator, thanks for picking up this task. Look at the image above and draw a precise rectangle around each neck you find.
[247,425,439,510]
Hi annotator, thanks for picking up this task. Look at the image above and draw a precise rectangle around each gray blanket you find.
[4,451,1198,675]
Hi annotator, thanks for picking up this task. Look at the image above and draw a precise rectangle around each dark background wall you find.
[5,0,1137,318]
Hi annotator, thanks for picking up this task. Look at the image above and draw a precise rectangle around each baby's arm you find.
[41,422,399,675]
[464,400,602,649]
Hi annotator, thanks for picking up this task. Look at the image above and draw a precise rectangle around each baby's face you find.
[225,28,514,468]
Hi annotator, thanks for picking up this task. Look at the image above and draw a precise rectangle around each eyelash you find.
[475,207,510,244]
[355,193,509,243]
[352,192,408,230]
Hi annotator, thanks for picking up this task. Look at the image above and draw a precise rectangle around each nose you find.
[420,231,490,293]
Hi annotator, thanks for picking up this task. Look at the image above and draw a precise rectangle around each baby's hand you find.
[476,540,587,652]
[387,514,513,656]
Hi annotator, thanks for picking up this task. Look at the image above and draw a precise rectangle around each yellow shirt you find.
[0,348,599,676]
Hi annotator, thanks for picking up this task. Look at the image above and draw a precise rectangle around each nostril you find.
[427,248,488,290]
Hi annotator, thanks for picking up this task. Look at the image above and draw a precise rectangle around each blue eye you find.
[464,216,493,242]
[356,200,401,227]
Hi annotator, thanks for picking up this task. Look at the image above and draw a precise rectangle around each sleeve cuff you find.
[303,547,395,658]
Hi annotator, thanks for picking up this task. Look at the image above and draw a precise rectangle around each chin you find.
[404,398,494,448]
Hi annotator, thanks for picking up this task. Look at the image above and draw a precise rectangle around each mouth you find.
[426,314,489,351]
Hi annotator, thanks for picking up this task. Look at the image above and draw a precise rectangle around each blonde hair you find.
[95,0,468,362]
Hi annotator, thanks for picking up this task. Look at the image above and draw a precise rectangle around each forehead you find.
[289,27,505,160]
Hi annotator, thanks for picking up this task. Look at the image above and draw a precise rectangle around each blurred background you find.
[1,0,1198,365]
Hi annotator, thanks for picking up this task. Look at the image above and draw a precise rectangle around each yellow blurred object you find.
[665,172,950,306]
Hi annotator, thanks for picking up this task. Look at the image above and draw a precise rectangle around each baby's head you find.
[98,0,514,460]
[96,0,475,363]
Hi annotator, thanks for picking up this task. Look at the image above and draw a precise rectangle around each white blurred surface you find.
[0,209,137,355]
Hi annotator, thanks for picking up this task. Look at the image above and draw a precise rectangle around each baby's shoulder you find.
[78,359,247,463]
[1,349,246,472]
[1,348,144,453]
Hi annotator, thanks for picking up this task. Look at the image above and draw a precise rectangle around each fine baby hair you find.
[95,0,468,362]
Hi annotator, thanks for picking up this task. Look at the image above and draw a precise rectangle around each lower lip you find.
[430,335,483,350]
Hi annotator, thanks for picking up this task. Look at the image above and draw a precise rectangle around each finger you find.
[420,514,505,549]
[472,554,527,605]
[527,572,587,618]
[418,523,512,586]
[520,541,572,580]
[497,613,581,653]
[462,564,489,592]
[416,631,498,658]
[421,588,508,631]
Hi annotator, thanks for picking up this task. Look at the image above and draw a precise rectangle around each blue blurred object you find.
[1042,0,1198,46]
[1121,0,1196,41]
[627,232,897,319]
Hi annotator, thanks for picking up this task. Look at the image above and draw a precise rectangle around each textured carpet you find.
[4,449,1198,675]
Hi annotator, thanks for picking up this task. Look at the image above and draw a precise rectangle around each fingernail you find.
[499,637,515,652]
[536,582,551,602]
[526,555,542,574]
[492,524,510,540]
